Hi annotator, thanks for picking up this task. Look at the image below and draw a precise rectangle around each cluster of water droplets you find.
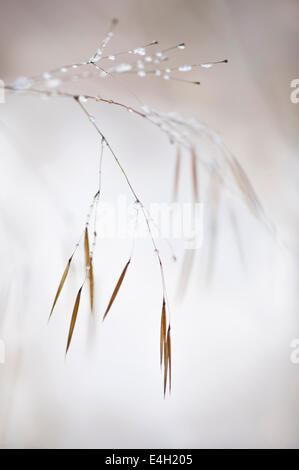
[11,76,33,91]
[9,18,227,95]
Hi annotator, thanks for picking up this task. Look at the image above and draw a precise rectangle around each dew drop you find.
[45,78,61,88]
[108,55,116,61]
[178,64,192,72]
[134,47,146,56]
[11,76,32,90]
[201,63,213,68]
[137,70,146,77]
[79,95,88,103]
[114,63,132,73]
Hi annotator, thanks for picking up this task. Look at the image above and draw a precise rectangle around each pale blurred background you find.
[0,0,299,448]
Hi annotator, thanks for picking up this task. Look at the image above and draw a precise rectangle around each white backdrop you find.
[0,0,299,448]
